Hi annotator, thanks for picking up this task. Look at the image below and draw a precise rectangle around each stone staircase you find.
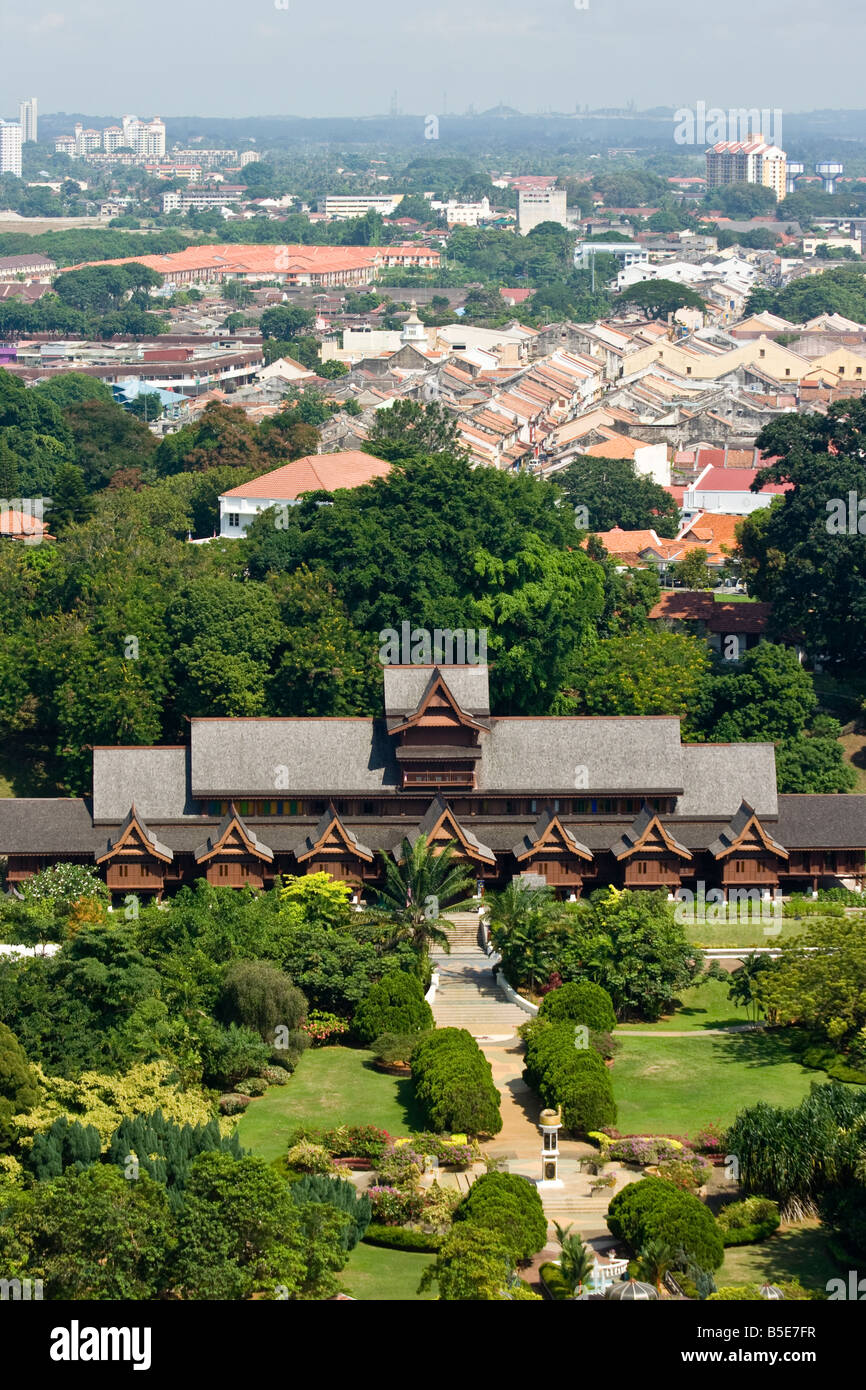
[431,914,527,1036]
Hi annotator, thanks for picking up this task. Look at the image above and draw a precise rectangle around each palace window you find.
[636,860,648,875]
[117,864,129,879]
[218,864,229,878]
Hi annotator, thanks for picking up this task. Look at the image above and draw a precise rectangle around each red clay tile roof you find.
[220,451,390,501]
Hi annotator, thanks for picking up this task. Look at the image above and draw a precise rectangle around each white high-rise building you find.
[518,187,567,235]
[120,115,166,158]
[0,120,23,178]
[19,98,37,144]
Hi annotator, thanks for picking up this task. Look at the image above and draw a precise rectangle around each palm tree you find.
[376,833,476,954]
[727,952,774,1023]
[635,1238,679,1293]
[486,882,565,991]
[553,1222,596,1296]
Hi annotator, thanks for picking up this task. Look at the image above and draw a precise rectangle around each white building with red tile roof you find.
[218,451,391,536]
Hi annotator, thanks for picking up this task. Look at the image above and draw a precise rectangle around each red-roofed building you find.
[218,451,391,535]
[684,464,791,517]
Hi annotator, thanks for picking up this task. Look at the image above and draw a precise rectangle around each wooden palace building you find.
[1,664,865,901]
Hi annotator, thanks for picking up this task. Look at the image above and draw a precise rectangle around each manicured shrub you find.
[607,1176,724,1271]
[290,1173,372,1249]
[218,1093,251,1115]
[608,1136,686,1166]
[301,1010,349,1046]
[454,1172,547,1263]
[363,1223,442,1252]
[523,1023,616,1135]
[371,1031,432,1067]
[717,1196,780,1246]
[539,1262,572,1300]
[199,1021,272,1088]
[289,1124,392,1161]
[368,1184,425,1225]
[285,1140,337,1175]
[354,972,433,1047]
[260,1066,290,1085]
[235,1077,268,1097]
[411,1029,502,1137]
[538,981,617,1032]
[376,1146,425,1186]
[657,1156,712,1192]
[708,1281,816,1301]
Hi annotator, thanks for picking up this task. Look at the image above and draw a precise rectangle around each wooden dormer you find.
[294,805,376,885]
[512,807,593,894]
[194,804,274,889]
[96,804,173,896]
[611,803,692,889]
[398,795,496,869]
[709,801,788,888]
[389,668,487,790]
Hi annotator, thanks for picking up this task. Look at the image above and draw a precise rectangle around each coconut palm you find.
[553,1222,596,1295]
[376,833,476,954]
[486,882,565,991]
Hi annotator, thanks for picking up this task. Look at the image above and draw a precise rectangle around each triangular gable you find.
[96,804,173,864]
[512,808,592,863]
[611,804,692,861]
[708,801,788,860]
[295,805,374,863]
[401,795,495,866]
[194,804,274,864]
[389,668,488,736]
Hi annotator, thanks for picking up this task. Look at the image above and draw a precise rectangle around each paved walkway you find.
[432,915,641,1238]
[616,1024,762,1036]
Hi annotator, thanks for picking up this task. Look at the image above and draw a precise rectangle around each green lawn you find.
[684,919,805,950]
[719,1222,844,1294]
[613,1032,822,1136]
[341,1242,436,1301]
[236,1046,426,1162]
[615,978,754,1032]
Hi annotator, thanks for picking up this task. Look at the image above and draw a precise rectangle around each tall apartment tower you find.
[706,136,787,202]
[518,187,567,235]
[18,98,37,144]
[0,120,23,178]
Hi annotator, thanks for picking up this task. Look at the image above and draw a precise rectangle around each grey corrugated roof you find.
[190,719,399,795]
[383,664,490,716]
[0,799,99,854]
[677,744,778,818]
[93,747,192,822]
[479,718,684,793]
[775,795,866,850]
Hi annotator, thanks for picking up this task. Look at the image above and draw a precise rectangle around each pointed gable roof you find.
[388,667,489,736]
[96,804,173,864]
[194,803,274,864]
[399,794,495,865]
[294,804,374,863]
[708,800,788,860]
[610,803,692,861]
[512,807,592,862]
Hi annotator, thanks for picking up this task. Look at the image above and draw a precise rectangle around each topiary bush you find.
[371,1031,433,1067]
[411,1029,502,1137]
[538,981,617,1032]
[454,1172,547,1263]
[539,1262,572,1300]
[363,1223,442,1252]
[354,972,433,1047]
[0,1022,41,1152]
[235,1077,268,1097]
[523,1023,616,1135]
[607,1175,724,1271]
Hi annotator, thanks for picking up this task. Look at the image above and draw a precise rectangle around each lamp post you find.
[539,1106,563,1187]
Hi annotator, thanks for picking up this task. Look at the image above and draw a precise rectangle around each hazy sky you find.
[3,0,862,120]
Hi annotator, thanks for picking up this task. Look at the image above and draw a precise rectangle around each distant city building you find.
[429,196,491,226]
[574,240,648,271]
[518,187,567,234]
[18,98,37,144]
[706,137,787,202]
[162,186,245,213]
[321,194,403,218]
[0,120,22,178]
[239,150,260,167]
